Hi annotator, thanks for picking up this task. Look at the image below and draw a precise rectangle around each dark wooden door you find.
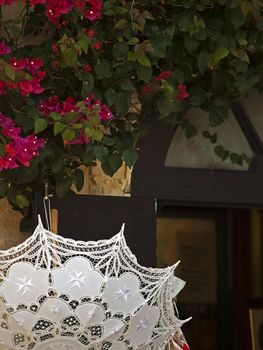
[33,194,157,267]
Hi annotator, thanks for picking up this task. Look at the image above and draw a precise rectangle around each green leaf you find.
[4,63,15,81]
[95,59,111,79]
[94,145,109,162]
[189,87,206,106]
[74,168,84,192]
[63,48,79,68]
[102,136,117,146]
[9,25,20,39]
[128,37,140,45]
[54,122,66,135]
[105,88,117,106]
[151,36,170,58]
[185,125,198,139]
[134,49,151,67]
[208,47,229,68]
[116,92,131,115]
[62,129,76,141]
[121,80,134,92]
[209,105,228,126]
[81,78,94,97]
[0,144,4,157]
[101,161,115,176]
[137,65,152,81]
[16,194,29,209]
[230,152,243,165]
[235,73,258,95]
[51,157,66,174]
[203,131,218,144]
[63,112,80,123]
[197,51,208,74]
[50,112,62,121]
[108,153,123,172]
[157,92,176,117]
[114,19,128,29]
[35,118,48,133]
[214,145,230,161]
[15,114,35,133]
[113,42,129,59]
[77,37,89,54]
[230,8,246,29]
[56,177,72,198]
[123,150,138,168]
[82,150,95,165]
[0,182,8,198]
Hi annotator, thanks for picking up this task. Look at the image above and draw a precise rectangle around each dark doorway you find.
[156,203,263,350]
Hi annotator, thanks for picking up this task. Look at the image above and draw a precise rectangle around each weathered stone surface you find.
[0,199,28,249]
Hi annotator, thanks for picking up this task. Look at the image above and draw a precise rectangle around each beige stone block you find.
[0,198,28,249]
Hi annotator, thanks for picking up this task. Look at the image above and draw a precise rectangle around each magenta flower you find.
[0,114,44,171]
[38,96,62,116]
[27,58,44,75]
[0,42,11,56]
[19,79,44,96]
[155,70,173,81]
[0,81,6,95]
[10,58,28,71]
[45,0,74,22]
[84,8,101,21]
[99,104,113,121]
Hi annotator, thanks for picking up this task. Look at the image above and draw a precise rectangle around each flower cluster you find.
[75,0,102,21]
[0,57,46,96]
[0,41,11,56]
[142,70,190,101]
[38,95,113,145]
[0,114,44,171]
[38,94,112,121]
[0,0,103,24]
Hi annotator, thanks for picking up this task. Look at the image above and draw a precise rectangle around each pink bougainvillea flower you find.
[0,114,44,171]
[91,41,102,50]
[176,83,189,100]
[0,41,11,55]
[6,81,18,90]
[88,0,102,10]
[45,0,74,22]
[141,83,156,95]
[99,104,113,121]
[4,144,17,157]
[0,81,6,95]
[27,58,44,74]
[61,96,79,114]
[75,0,85,7]
[19,79,44,96]
[155,70,173,81]
[83,64,92,72]
[10,58,28,71]
[84,8,101,21]
[38,96,62,115]
[52,44,59,54]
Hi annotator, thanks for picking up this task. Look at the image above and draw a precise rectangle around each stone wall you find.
[0,164,131,249]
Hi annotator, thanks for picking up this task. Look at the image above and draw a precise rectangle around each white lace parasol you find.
[0,217,190,350]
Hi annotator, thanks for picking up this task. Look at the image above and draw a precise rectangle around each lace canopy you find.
[0,217,189,350]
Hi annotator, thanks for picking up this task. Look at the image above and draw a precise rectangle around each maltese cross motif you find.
[16,275,35,295]
[116,285,131,302]
[137,318,150,333]
[68,271,87,289]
